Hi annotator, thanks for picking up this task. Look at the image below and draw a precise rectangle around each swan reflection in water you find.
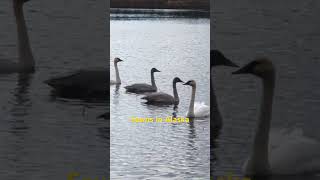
[1,72,33,172]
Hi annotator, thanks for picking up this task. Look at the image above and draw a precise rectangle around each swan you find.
[183,80,210,118]
[45,69,108,99]
[0,0,35,74]
[110,57,123,85]
[211,49,238,136]
[233,59,320,176]
[124,68,160,94]
[141,77,184,105]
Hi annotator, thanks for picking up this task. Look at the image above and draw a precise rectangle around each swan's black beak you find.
[211,49,239,67]
[232,62,254,74]
[183,81,190,85]
[118,59,123,62]
[225,58,239,67]
[155,69,161,72]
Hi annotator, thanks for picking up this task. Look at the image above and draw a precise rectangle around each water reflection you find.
[9,73,33,134]
[10,73,33,116]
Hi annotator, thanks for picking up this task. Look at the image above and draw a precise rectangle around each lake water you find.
[212,0,320,179]
[110,9,210,179]
[0,1,108,179]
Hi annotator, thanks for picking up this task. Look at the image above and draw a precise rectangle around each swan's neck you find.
[248,74,275,175]
[151,72,157,89]
[211,68,223,131]
[188,85,196,117]
[114,62,121,84]
[14,2,35,72]
[172,81,179,104]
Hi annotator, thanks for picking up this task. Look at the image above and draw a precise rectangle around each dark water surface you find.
[212,0,320,179]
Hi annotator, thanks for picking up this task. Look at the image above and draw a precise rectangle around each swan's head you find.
[173,77,184,84]
[211,50,239,67]
[151,68,161,73]
[114,57,123,63]
[183,80,196,87]
[232,58,275,78]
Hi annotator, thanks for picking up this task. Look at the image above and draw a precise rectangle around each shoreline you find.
[110,0,210,10]
[110,8,210,18]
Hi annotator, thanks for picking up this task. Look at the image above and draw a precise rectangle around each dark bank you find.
[110,0,210,10]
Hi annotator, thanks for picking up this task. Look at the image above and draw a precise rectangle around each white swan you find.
[183,80,210,118]
[110,57,123,85]
[211,49,238,137]
[233,59,320,176]
[0,0,35,74]
[124,68,160,94]
[141,77,183,105]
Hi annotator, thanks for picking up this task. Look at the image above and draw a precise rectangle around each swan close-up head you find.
[151,68,161,73]
[211,49,239,67]
[114,57,123,63]
[232,58,276,176]
[183,80,196,87]
[232,58,275,79]
[173,77,184,84]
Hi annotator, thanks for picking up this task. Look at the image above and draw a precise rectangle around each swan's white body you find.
[184,80,210,118]
[110,58,122,85]
[235,59,320,176]
[186,101,210,118]
[243,129,320,175]
[0,0,35,74]
[269,130,320,175]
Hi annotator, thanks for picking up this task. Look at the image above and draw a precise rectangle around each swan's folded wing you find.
[269,128,308,150]
[142,92,173,103]
[193,102,210,117]
[270,135,320,175]
[125,83,154,92]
